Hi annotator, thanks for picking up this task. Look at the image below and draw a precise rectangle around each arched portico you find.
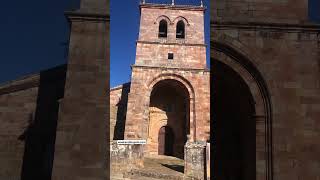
[147,74,196,139]
[145,74,196,158]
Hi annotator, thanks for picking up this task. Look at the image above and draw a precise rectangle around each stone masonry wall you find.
[110,86,124,141]
[110,83,130,140]
[212,0,320,178]
[136,5,207,69]
[0,80,38,180]
[110,141,144,178]
[0,65,67,180]
[52,12,109,180]
[135,43,207,69]
[0,64,67,179]
[125,66,210,142]
[139,5,205,44]
[125,4,210,158]
[215,28,320,180]
[212,0,309,24]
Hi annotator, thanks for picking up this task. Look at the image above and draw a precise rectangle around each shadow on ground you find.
[161,163,184,173]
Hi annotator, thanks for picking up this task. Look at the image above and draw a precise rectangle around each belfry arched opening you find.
[147,79,190,159]
[212,60,256,180]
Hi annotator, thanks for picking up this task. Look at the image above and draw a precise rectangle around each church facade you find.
[0,0,319,179]
[110,2,210,159]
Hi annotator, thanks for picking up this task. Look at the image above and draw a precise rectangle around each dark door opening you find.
[158,126,174,156]
[212,60,256,180]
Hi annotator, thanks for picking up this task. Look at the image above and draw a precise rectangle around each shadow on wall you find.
[19,65,67,180]
[113,82,131,140]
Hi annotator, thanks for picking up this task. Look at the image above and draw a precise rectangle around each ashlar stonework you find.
[110,4,210,162]
[211,0,320,180]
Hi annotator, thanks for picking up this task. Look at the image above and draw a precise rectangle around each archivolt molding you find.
[146,73,197,141]
[173,16,190,26]
[211,33,263,74]
[147,73,195,100]
[211,38,273,180]
[154,15,173,25]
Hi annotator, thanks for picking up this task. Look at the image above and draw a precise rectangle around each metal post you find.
[142,0,145,4]
[200,0,203,7]
[172,0,174,5]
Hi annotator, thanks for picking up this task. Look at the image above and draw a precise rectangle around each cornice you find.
[137,40,207,47]
[65,11,109,22]
[0,75,40,95]
[110,82,131,91]
[211,21,320,32]
[132,65,210,72]
[140,3,206,11]
[0,65,67,95]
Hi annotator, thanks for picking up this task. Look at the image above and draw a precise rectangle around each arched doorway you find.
[158,126,174,156]
[147,79,189,159]
[212,60,256,180]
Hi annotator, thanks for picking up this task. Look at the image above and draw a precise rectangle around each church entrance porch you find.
[147,79,189,159]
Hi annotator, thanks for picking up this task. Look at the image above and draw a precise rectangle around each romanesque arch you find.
[155,15,172,25]
[172,16,190,26]
[211,40,273,180]
[145,74,196,150]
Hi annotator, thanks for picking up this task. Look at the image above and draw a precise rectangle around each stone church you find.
[0,0,319,179]
[110,1,210,160]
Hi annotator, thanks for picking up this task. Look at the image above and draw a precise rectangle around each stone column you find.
[51,1,109,179]
[184,141,207,180]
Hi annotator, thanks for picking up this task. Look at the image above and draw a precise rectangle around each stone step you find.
[125,169,184,180]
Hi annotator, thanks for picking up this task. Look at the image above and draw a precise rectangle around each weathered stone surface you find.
[137,5,206,69]
[0,65,67,179]
[211,0,310,24]
[110,83,130,140]
[109,4,210,171]
[184,141,206,180]
[0,82,38,180]
[52,12,109,180]
[110,141,144,176]
[0,0,109,179]
[212,0,320,179]
[110,4,210,179]
[78,0,108,15]
[125,67,210,141]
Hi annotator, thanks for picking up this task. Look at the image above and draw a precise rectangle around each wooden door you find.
[158,126,174,156]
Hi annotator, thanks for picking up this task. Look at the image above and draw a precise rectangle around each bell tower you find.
[124,0,210,156]
[135,0,206,69]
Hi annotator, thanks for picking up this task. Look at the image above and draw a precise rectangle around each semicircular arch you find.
[211,39,273,180]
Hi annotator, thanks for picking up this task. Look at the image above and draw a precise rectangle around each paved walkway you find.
[112,155,185,180]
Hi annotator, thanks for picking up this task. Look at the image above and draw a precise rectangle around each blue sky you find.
[309,0,320,22]
[0,0,80,84]
[0,0,319,85]
[110,0,211,87]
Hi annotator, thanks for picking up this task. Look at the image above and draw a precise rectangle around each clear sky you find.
[0,0,319,85]
[0,0,80,84]
[110,0,211,87]
[309,0,320,22]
